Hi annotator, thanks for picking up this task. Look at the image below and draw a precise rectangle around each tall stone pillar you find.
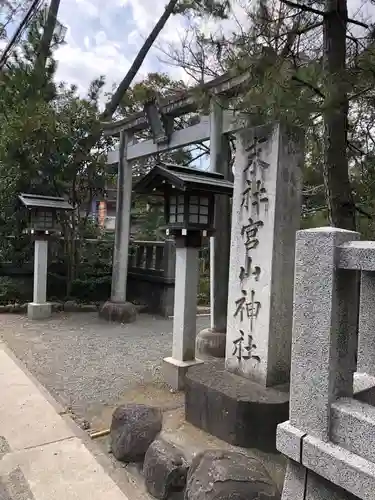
[28,238,52,320]
[185,123,304,450]
[99,130,136,323]
[225,123,302,386]
[163,234,204,390]
[196,99,232,359]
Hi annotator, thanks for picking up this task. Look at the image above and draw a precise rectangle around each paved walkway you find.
[0,342,136,500]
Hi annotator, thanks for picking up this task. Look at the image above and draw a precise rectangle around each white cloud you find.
[74,0,100,18]
[54,30,132,97]
[53,0,189,100]
[53,0,375,105]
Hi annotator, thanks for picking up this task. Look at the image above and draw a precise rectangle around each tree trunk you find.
[323,0,355,230]
[101,0,179,121]
[35,0,61,73]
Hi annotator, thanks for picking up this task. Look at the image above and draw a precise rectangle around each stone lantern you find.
[18,193,74,319]
[134,162,233,389]
[165,191,214,232]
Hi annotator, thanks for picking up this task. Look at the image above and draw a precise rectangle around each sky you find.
[54,0,193,98]
[52,0,374,99]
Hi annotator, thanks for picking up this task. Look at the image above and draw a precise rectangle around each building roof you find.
[18,193,74,211]
[134,163,233,196]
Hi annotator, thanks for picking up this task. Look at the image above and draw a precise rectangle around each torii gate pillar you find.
[99,130,137,323]
[196,99,232,358]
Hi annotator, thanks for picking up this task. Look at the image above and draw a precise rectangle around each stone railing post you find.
[289,227,359,441]
[278,227,360,500]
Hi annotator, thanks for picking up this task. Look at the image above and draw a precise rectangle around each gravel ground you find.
[0,312,209,421]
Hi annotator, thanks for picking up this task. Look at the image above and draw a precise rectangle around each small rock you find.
[143,437,189,499]
[78,304,98,313]
[12,303,27,314]
[51,302,64,312]
[63,300,80,312]
[77,418,90,430]
[110,404,162,462]
[185,450,280,500]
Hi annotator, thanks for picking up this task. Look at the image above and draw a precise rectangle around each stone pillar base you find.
[27,302,52,320]
[163,357,204,391]
[99,300,136,323]
[196,327,226,359]
[185,360,289,452]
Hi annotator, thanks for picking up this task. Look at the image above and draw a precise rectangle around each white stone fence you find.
[277,227,375,500]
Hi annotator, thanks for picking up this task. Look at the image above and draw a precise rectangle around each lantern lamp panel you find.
[30,209,55,230]
[187,193,213,227]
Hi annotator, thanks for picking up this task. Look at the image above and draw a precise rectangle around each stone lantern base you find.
[196,327,226,359]
[27,302,52,320]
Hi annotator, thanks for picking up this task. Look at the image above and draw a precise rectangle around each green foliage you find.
[175,0,230,18]
[169,0,375,229]
[0,14,114,290]
[0,276,24,304]
[69,275,111,303]
[198,276,210,305]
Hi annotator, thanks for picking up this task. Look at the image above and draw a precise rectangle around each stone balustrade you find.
[277,227,375,500]
[126,239,176,317]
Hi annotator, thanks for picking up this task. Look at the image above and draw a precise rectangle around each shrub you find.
[198,276,210,305]
[0,276,29,304]
[69,275,111,303]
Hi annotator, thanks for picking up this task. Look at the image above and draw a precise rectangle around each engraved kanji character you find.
[232,330,261,362]
[234,289,248,322]
[251,180,268,216]
[239,255,252,281]
[241,217,264,250]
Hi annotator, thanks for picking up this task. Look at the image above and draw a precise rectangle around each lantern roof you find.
[134,163,233,196]
[18,193,74,211]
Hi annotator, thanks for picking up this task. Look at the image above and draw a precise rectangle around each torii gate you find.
[100,70,252,355]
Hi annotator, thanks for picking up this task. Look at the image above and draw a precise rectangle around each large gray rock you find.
[110,404,162,462]
[99,300,136,323]
[185,450,280,500]
[143,437,189,499]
